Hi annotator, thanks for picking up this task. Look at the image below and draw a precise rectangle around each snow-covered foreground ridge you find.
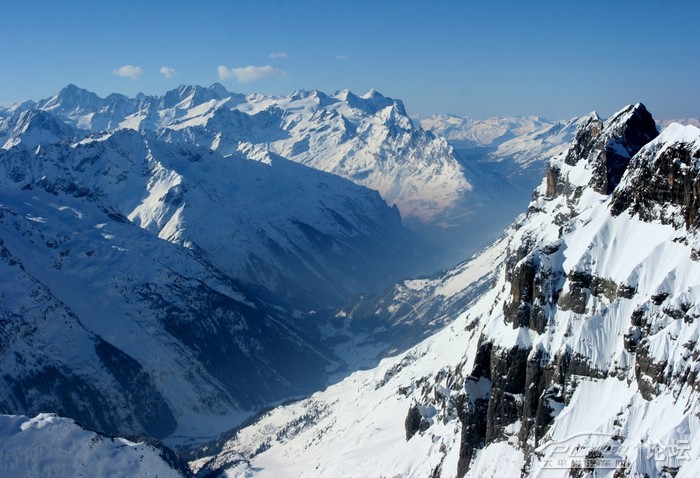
[1,83,470,223]
[0,413,189,477]
[195,105,700,477]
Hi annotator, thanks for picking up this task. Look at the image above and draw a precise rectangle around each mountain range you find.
[2,84,578,260]
[2,85,699,477]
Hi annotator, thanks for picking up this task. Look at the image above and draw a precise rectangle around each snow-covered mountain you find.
[0,116,432,309]
[1,85,590,261]
[194,105,700,477]
[0,413,189,477]
[419,113,585,179]
[7,84,471,225]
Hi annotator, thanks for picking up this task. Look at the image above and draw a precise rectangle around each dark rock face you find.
[503,245,565,334]
[484,346,530,443]
[588,104,658,194]
[456,385,489,478]
[564,114,603,167]
[455,339,614,477]
[634,340,667,400]
[454,105,665,474]
[405,403,422,440]
[456,341,492,477]
[611,141,700,230]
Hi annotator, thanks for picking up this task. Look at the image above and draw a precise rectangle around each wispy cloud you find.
[269,52,288,59]
[335,54,348,61]
[217,65,287,83]
[159,66,178,78]
[112,65,143,80]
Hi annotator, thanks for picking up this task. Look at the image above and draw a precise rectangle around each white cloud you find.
[269,52,288,59]
[112,65,143,80]
[217,65,287,83]
[159,66,178,78]
[335,54,348,61]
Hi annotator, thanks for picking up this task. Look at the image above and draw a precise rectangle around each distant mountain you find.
[658,117,700,129]
[198,105,700,477]
[14,84,471,225]
[417,114,553,149]
[418,113,585,178]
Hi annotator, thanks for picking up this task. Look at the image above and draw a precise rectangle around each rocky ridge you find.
[200,106,700,477]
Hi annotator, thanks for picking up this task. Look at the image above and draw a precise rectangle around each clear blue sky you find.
[1,0,698,120]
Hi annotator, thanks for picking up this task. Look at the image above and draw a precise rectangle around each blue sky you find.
[1,0,698,120]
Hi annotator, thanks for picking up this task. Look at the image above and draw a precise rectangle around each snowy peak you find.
[39,84,104,114]
[550,104,658,198]
[331,88,406,116]
[16,85,469,225]
[161,83,240,110]
[587,103,658,194]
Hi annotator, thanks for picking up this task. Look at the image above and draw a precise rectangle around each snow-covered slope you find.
[0,184,333,447]
[1,109,79,150]
[0,413,189,477]
[197,104,700,477]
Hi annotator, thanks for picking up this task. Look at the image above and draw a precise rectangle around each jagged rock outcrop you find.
[611,123,700,230]
[586,104,657,194]
[453,106,698,477]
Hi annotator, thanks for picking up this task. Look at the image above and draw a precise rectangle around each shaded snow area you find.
[191,107,700,477]
[0,123,433,311]
[0,186,333,448]
[0,414,187,477]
